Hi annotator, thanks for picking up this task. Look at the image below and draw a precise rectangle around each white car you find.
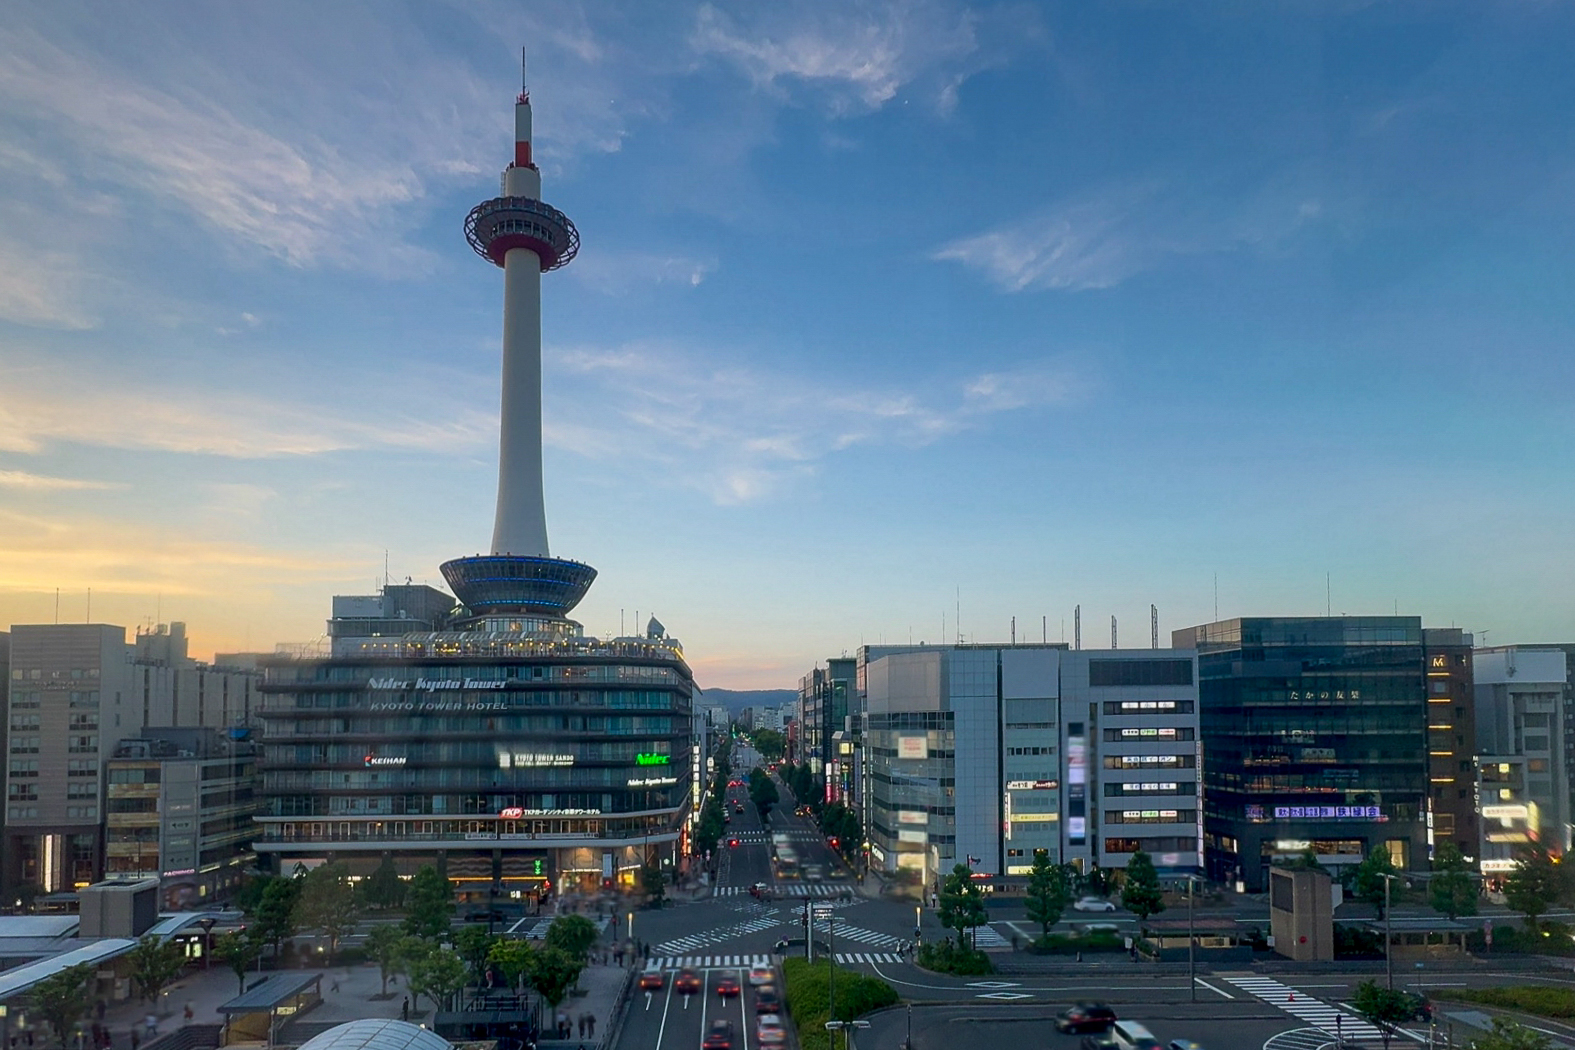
[1073,896,1116,913]
[756,1015,786,1046]
[748,964,775,987]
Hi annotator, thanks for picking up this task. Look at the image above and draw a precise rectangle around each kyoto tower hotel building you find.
[255,68,695,899]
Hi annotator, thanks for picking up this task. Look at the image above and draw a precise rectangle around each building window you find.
[1103,754,1195,769]
[1088,659,1193,687]
[1103,700,1194,714]
[1105,727,1194,742]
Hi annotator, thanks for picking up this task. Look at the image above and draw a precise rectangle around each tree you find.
[751,728,786,761]
[1428,840,1479,921]
[938,863,988,949]
[1469,1018,1553,1050]
[526,946,585,1009]
[1286,848,1327,873]
[253,875,301,957]
[640,864,667,907]
[28,962,93,1049]
[749,770,779,816]
[214,929,263,995]
[453,925,499,984]
[486,938,535,992]
[1082,865,1114,898]
[361,855,407,911]
[407,946,468,1012]
[403,865,456,941]
[127,934,186,1005]
[1024,853,1071,942]
[1351,979,1424,1050]
[364,925,405,997]
[1120,850,1167,924]
[1351,847,1404,919]
[296,862,361,963]
[544,914,599,960]
[1504,843,1562,931]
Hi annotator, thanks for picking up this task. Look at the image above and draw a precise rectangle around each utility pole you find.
[805,898,813,962]
[1187,875,1196,1001]
[1381,873,1396,991]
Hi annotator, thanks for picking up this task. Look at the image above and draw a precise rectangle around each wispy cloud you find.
[689,1,1033,115]
[0,469,125,491]
[546,342,1085,504]
[0,356,495,459]
[569,249,716,294]
[933,179,1328,292]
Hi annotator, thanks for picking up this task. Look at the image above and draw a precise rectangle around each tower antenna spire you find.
[520,47,528,96]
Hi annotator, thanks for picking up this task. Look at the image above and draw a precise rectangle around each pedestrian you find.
[183,1004,193,1024]
[143,1015,157,1039]
[1075,950,1082,963]
[331,979,340,994]
[129,1032,139,1050]
[401,997,410,1022]
[587,1016,595,1037]
[576,1016,584,1039]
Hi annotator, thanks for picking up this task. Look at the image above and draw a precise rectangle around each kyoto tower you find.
[441,54,596,626]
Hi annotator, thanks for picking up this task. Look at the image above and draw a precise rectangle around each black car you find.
[1055,1003,1118,1034]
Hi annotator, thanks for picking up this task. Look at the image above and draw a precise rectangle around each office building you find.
[4,623,262,892]
[255,76,694,898]
[105,728,259,906]
[1423,628,1478,858]
[858,643,1201,893]
[799,659,854,778]
[1473,646,1570,856]
[1174,617,1429,891]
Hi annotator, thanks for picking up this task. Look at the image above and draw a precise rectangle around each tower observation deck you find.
[441,63,595,622]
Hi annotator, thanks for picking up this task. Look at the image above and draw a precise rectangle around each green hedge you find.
[1465,922,1575,957]
[782,958,899,1050]
[1025,931,1126,955]
[1443,987,1575,1019]
[916,938,994,974]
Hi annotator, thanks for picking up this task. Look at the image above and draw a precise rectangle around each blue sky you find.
[1,1,1572,686]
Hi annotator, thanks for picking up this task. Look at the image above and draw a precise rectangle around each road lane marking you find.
[1194,978,1234,999]
[656,977,676,1047]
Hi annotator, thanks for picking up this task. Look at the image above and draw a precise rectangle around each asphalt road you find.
[854,1003,1295,1050]
[620,966,782,1050]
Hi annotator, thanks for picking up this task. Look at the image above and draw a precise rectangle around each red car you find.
[638,968,664,991]
[674,969,702,995]
[703,1021,734,1050]
[715,972,741,997]
[728,837,741,848]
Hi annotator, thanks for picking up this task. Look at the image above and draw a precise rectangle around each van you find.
[1110,1021,1158,1050]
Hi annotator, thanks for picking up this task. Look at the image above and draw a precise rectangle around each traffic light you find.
[533,858,544,876]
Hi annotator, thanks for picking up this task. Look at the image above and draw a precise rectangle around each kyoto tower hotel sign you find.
[442,56,595,623]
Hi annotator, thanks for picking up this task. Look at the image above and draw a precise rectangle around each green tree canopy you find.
[127,933,187,1005]
[1024,852,1072,941]
[751,728,786,761]
[214,929,263,995]
[1120,850,1167,924]
[526,946,585,1008]
[938,863,988,948]
[1504,843,1562,931]
[1428,840,1479,920]
[253,875,301,956]
[1351,980,1424,1050]
[403,865,456,941]
[1351,847,1405,918]
[453,925,500,984]
[407,946,468,1012]
[1470,1018,1554,1050]
[749,770,780,815]
[361,855,407,911]
[363,925,406,997]
[640,863,667,906]
[296,862,361,963]
[544,914,600,960]
[486,938,534,991]
[29,962,93,1049]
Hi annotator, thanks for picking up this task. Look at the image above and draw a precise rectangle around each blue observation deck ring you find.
[465,197,579,271]
[440,554,597,618]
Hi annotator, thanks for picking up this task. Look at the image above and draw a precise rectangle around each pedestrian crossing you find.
[649,954,772,971]
[513,914,613,939]
[714,883,856,898]
[973,923,1011,949]
[654,915,783,955]
[832,952,903,965]
[811,921,900,948]
[1223,975,1386,1042]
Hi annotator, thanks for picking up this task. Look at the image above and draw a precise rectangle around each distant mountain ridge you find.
[696,687,796,717]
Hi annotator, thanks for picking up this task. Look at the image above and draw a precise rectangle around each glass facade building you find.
[1173,616,1429,891]
[256,625,693,897]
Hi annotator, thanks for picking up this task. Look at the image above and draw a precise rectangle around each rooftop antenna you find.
[521,46,529,96]
[86,587,91,623]
[1011,616,1016,646]
[1074,605,1081,651]
[1151,604,1158,649]
[1111,615,1117,650]
[1042,615,1047,643]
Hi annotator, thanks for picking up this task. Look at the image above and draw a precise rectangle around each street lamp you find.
[1185,875,1198,1002]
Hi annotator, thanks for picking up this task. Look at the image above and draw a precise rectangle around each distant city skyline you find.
[1,3,1572,687]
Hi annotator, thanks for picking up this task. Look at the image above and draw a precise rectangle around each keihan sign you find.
[635,753,671,766]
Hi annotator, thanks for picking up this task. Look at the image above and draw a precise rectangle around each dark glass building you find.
[256,618,692,899]
[1172,617,1428,891]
